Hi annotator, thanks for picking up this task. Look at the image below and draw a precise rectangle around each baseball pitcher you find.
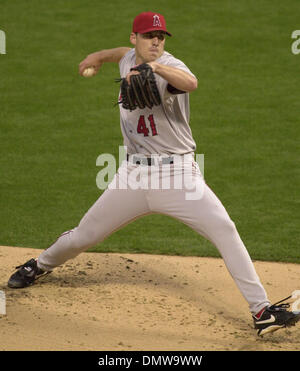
[8,12,300,337]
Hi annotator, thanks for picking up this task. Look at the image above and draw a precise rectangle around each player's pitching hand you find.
[79,52,103,76]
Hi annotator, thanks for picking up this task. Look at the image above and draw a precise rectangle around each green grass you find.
[0,0,299,263]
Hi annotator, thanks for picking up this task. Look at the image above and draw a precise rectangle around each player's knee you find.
[224,218,237,232]
[216,216,237,238]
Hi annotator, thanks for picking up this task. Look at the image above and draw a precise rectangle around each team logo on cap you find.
[153,14,162,27]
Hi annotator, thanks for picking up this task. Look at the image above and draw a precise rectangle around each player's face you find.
[130,31,166,63]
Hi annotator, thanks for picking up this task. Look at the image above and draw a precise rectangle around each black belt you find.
[126,154,174,166]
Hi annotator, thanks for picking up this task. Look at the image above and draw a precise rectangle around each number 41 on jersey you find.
[137,114,158,137]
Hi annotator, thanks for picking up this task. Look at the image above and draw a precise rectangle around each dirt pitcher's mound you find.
[0,246,299,351]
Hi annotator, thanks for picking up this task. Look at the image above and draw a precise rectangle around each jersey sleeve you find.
[155,53,196,99]
[119,48,135,77]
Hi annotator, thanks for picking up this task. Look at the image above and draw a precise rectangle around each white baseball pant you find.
[37,154,270,315]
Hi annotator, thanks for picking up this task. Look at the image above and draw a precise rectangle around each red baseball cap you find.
[132,12,172,36]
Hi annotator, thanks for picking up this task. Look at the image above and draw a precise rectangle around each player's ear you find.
[130,32,137,46]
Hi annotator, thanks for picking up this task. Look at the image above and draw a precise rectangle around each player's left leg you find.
[148,162,270,315]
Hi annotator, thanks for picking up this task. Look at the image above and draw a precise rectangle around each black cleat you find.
[7,258,51,289]
[253,296,300,336]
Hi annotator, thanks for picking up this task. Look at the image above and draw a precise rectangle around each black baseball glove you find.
[116,63,161,111]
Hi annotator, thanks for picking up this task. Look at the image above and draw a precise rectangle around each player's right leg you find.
[8,163,151,288]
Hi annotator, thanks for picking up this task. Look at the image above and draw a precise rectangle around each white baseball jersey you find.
[119,49,197,156]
